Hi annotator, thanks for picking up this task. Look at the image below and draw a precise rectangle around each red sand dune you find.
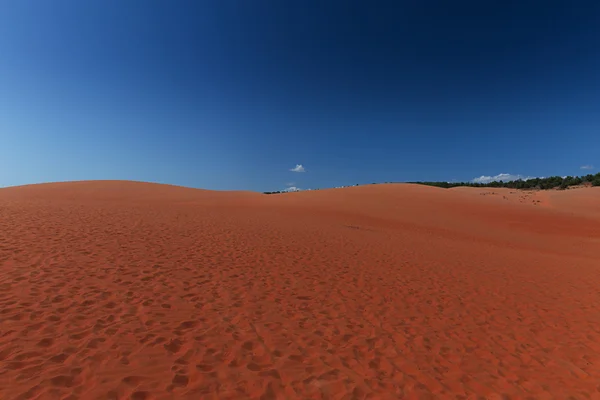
[1,180,600,399]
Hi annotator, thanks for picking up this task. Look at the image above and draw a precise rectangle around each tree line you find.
[410,172,600,190]
[263,172,600,194]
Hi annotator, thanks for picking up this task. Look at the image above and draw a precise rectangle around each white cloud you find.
[286,182,295,187]
[289,164,306,173]
[581,165,594,170]
[282,186,301,192]
[472,173,537,184]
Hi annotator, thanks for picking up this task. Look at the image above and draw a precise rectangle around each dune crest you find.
[1,181,600,399]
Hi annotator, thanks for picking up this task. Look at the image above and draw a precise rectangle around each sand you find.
[1,180,599,399]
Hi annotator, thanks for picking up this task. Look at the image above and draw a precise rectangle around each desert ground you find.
[1,181,599,399]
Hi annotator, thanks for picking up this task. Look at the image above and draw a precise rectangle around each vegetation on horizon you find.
[263,172,600,194]
[410,172,600,190]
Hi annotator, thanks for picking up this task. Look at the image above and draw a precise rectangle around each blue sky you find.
[1,1,599,192]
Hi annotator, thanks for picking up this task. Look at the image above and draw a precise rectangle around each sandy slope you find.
[1,181,600,399]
